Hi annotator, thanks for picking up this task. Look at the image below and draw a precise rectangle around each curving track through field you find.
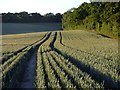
[2,31,119,89]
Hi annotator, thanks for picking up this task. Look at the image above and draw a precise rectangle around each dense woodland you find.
[2,12,62,23]
[62,2,120,38]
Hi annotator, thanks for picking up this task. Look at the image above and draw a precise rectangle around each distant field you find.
[1,30,119,89]
[2,23,62,35]
[2,32,46,54]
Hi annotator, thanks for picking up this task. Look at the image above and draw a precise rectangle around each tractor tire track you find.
[17,32,52,88]
[19,51,37,88]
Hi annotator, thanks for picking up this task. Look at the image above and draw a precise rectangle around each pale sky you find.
[0,0,90,15]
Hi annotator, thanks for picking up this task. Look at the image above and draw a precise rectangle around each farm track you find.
[57,32,119,89]
[19,51,37,88]
[1,32,48,64]
[17,32,52,88]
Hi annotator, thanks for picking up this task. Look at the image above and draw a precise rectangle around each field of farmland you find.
[1,30,119,89]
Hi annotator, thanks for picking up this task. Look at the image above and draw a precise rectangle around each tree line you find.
[2,12,62,23]
[62,2,120,38]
